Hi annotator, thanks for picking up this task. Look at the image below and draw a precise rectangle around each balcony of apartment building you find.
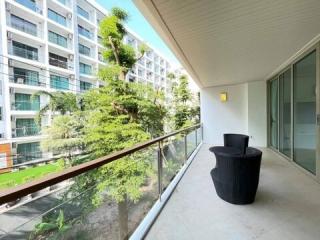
[79,61,96,81]
[8,0,44,17]
[10,90,41,115]
[78,24,96,46]
[8,60,47,90]
[2,1,320,240]
[7,32,46,68]
[5,5,45,42]
[11,117,41,139]
[77,4,96,30]
[47,5,73,32]
[48,51,74,74]
[49,0,72,12]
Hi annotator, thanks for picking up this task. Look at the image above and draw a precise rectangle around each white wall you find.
[247,81,267,147]
[200,81,267,147]
[201,83,248,145]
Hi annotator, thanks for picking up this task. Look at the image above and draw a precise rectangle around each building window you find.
[48,31,67,48]
[12,41,38,60]
[16,0,40,13]
[77,6,89,20]
[16,142,42,164]
[79,44,91,56]
[49,53,68,69]
[50,75,69,90]
[14,93,40,111]
[48,9,67,26]
[78,25,92,39]
[80,81,92,91]
[79,62,92,75]
[15,118,40,138]
[10,14,37,36]
[13,67,40,86]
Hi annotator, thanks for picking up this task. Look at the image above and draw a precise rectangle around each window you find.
[79,62,92,75]
[14,93,40,111]
[80,81,92,91]
[15,118,40,137]
[48,9,67,26]
[49,53,68,69]
[12,41,38,60]
[78,25,92,39]
[48,31,67,48]
[13,67,39,86]
[77,6,89,20]
[11,14,37,36]
[79,44,91,56]
[16,142,42,164]
[57,0,66,5]
[50,75,69,90]
[16,0,40,13]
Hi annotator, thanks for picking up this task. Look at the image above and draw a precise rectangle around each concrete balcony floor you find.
[146,144,320,240]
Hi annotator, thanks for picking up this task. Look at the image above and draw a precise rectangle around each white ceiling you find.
[134,0,320,88]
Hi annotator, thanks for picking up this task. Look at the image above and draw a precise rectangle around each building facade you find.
[0,0,175,169]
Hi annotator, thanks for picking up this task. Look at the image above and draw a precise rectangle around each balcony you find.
[13,125,40,138]
[11,100,40,111]
[0,125,201,239]
[10,42,38,61]
[2,124,320,239]
[15,0,42,15]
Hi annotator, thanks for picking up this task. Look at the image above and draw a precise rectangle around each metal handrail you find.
[0,124,200,204]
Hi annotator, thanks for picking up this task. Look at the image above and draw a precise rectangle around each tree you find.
[99,7,148,81]
[65,7,164,240]
[171,74,199,129]
[41,113,85,165]
[80,71,165,239]
[32,91,79,124]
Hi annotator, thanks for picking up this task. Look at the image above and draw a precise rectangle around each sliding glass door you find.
[268,48,319,176]
[270,78,278,149]
[279,69,291,157]
[293,51,317,174]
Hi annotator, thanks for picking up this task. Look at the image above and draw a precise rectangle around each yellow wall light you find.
[220,92,228,102]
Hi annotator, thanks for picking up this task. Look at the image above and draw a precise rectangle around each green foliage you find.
[99,7,148,79]
[170,74,200,129]
[30,210,72,240]
[32,91,79,124]
[41,114,85,162]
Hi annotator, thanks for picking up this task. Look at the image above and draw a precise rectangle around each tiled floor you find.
[146,144,320,240]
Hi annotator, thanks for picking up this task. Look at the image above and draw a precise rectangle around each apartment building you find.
[0,0,175,170]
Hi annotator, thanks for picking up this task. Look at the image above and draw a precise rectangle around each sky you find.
[96,0,180,67]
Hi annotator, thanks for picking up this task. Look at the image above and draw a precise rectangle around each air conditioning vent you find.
[67,13,72,20]
[9,88,14,94]
[68,54,74,61]
[0,133,4,139]
[69,74,75,80]
[68,33,73,40]
[7,32,13,40]
[17,78,25,84]
[12,142,16,149]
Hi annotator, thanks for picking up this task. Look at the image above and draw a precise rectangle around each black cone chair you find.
[224,134,249,155]
[210,147,262,204]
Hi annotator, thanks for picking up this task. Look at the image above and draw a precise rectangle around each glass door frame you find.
[267,43,320,180]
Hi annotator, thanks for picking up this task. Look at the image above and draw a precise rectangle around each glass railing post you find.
[157,141,163,200]
[195,127,198,146]
[184,133,188,162]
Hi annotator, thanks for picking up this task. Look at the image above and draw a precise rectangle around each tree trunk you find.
[119,71,126,81]
[118,195,129,240]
